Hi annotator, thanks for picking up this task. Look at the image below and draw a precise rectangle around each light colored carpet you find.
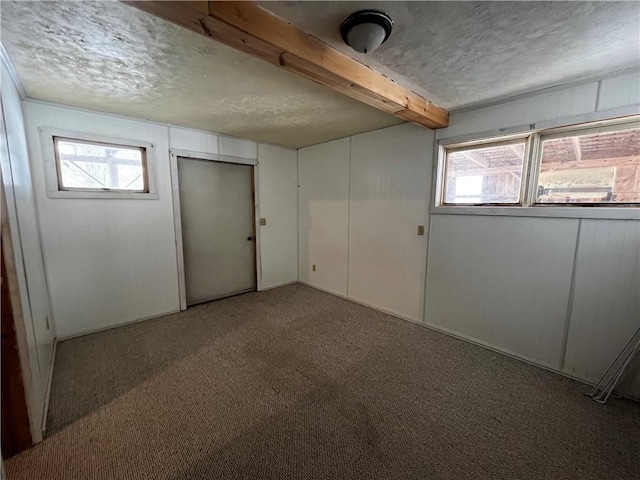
[6,284,640,479]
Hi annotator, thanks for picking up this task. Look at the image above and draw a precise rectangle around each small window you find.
[442,139,526,205]
[535,124,640,204]
[54,137,148,193]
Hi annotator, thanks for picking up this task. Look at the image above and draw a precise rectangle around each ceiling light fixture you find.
[340,10,393,54]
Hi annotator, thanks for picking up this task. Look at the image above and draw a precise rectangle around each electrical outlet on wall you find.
[259,218,267,226]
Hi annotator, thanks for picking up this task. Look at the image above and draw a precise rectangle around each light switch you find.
[260,218,267,226]
[312,264,316,272]
[417,225,425,236]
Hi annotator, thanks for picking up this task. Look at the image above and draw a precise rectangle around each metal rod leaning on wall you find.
[585,327,640,404]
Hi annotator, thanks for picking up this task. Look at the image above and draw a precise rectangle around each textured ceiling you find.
[3,2,638,148]
[261,1,640,109]
[0,1,401,148]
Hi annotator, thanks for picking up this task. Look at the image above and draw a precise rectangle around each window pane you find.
[55,138,146,192]
[444,141,525,204]
[536,126,640,204]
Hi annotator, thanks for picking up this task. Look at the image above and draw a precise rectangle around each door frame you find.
[169,148,261,310]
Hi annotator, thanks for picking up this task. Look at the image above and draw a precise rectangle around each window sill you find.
[46,190,158,200]
[432,205,640,220]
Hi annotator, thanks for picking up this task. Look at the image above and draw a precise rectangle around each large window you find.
[54,137,148,193]
[438,117,639,208]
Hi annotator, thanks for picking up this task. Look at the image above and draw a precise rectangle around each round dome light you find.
[340,10,393,54]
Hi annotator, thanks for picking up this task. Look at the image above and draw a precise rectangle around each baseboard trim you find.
[297,282,605,392]
[418,319,584,383]
[57,309,182,341]
[297,281,419,324]
[411,319,638,402]
[259,280,298,292]
[50,284,637,404]
[40,338,58,436]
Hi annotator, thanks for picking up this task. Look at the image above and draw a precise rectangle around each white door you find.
[178,158,256,305]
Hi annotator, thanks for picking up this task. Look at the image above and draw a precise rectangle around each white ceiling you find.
[261,1,640,109]
[0,1,401,148]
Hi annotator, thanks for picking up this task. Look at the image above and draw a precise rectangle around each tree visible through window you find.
[54,137,148,192]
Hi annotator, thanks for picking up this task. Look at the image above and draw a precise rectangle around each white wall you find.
[22,102,298,338]
[9,64,640,404]
[438,70,640,143]
[348,125,433,321]
[298,124,433,321]
[257,144,298,289]
[24,103,181,338]
[425,216,640,391]
[425,215,578,369]
[169,126,220,154]
[298,138,350,296]
[430,70,640,391]
[598,71,640,111]
[1,62,53,438]
[299,71,639,394]
[563,220,640,381]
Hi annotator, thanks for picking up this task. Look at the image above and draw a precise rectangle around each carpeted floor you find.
[5,284,639,480]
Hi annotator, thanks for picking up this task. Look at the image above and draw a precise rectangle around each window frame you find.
[40,127,158,199]
[439,135,531,207]
[529,118,640,208]
[53,136,149,194]
[434,116,640,220]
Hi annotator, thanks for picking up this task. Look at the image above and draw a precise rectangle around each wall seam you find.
[559,218,583,370]
[423,132,439,323]
[345,136,352,297]
[595,80,603,112]
[296,148,300,282]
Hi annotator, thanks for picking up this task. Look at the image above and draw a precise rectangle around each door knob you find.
[247,236,254,241]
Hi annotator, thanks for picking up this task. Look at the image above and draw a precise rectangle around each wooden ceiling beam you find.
[125,1,449,129]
